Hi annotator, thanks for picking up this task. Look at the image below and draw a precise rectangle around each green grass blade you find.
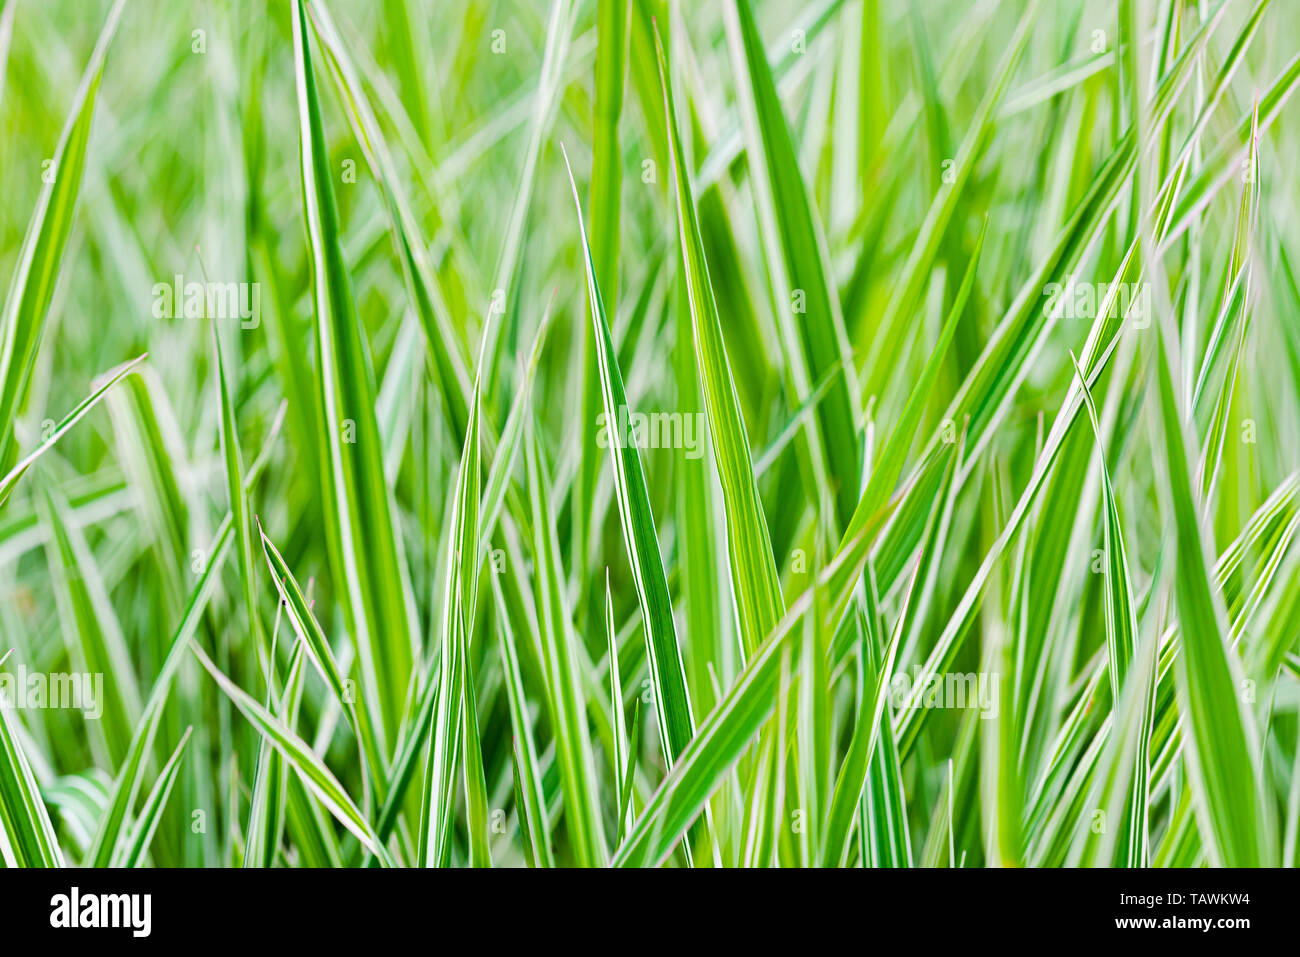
[563,146,697,771]
[0,0,125,470]
[0,354,144,508]
[117,727,192,868]
[189,639,390,863]
[655,22,784,659]
[291,0,418,754]
[723,0,861,529]
[0,672,65,866]
[492,574,554,868]
[1151,314,1273,866]
[524,425,607,866]
[211,323,265,669]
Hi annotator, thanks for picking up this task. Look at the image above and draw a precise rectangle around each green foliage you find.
[1,0,1298,868]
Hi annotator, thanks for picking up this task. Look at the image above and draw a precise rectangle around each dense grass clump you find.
[1,0,1299,868]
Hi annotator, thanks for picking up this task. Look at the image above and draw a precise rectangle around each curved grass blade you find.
[419,314,488,867]
[823,452,953,866]
[117,728,192,868]
[1070,354,1137,697]
[615,701,642,849]
[244,639,301,870]
[211,322,265,670]
[524,426,607,866]
[304,0,472,437]
[835,225,984,598]
[291,0,419,754]
[39,483,143,770]
[722,0,861,529]
[1150,314,1273,866]
[0,0,126,471]
[895,330,1123,756]
[189,639,390,864]
[612,503,891,866]
[0,669,65,866]
[605,572,632,837]
[493,574,553,868]
[575,0,631,583]
[0,354,145,508]
[458,605,491,868]
[1070,354,1150,866]
[562,146,696,773]
[258,520,385,795]
[84,409,284,867]
[655,22,783,659]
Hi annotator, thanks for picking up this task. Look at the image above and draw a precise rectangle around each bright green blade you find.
[1150,313,1273,867]
[655,22,784,659]
[0,0,126,471]
[290,0,418,755]
[562,147,696,772]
